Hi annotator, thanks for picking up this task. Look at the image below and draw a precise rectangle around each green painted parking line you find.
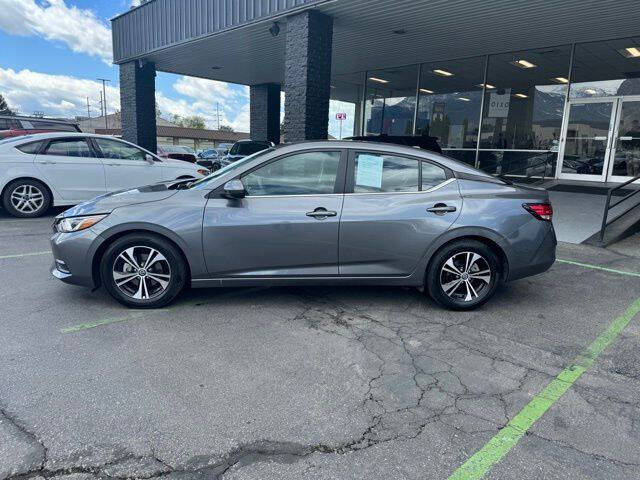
[557,258,640,278]
[0,251,49,260]
[61,313,146,334]
[448,296,640,480]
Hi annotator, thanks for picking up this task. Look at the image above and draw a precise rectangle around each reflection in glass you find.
[561,102,613,176]
[613,100,640,177]
[478,151,557,177]
[354,153,419,193]
[364,65,419,136]
[570,37,640,99]
[416,56,485,155]
[480,46,571,151]
[329,72,363,138]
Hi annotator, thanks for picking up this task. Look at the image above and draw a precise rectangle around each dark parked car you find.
[157,144,198,163]
[50,140,556,311]
[0,115,81,139]
[347,134,442,154]
[224,139,273,163]
[197,147,229,171]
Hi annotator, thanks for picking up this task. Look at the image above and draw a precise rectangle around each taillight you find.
[523,203,553,221]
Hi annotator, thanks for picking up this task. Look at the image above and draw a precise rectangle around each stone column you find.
[119,60,157,153]
[250,83,281,144]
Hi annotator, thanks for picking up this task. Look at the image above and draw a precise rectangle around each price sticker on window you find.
[356,154,383,189]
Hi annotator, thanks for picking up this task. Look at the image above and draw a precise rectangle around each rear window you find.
[0,118,20,130]
[230,142,270,156]
[30,120,79,132]
[16,141,43,154]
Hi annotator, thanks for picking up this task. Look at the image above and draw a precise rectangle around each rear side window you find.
[16,141,43,154]
[422,162,447,189]
[43,138,92,157]
[94,138,147,161]
[353,152,447,193]
[354,153,419,193]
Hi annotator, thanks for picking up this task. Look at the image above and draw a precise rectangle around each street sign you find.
[336,113,347,120]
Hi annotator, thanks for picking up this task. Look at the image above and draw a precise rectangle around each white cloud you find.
[0,68,120,118]
[0,68,252,132]
[0,0,112,64]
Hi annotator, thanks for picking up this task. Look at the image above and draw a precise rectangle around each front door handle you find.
[427,204,457,214]
[306,208,337,218]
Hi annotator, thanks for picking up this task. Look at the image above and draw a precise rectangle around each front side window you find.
[242,151,341,196]
[94,138,147,161]
[43,138,92,157]
[354,152,420,193]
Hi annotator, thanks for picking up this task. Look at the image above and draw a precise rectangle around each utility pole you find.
[86,97,91,119]
[216,102,221,130]
[97,78,111,129]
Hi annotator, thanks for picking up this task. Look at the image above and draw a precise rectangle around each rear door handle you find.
[306,208,337,218]
[427,204,457,214]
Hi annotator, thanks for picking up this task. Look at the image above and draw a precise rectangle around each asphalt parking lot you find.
[1,209,639,480]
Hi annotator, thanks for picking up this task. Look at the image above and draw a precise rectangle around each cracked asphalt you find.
[1,209,639,480]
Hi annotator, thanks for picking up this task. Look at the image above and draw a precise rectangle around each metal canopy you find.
[112,0,640,87]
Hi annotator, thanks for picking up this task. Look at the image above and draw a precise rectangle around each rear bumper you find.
[507,224,557,281]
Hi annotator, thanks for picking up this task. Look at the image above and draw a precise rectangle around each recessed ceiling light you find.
[510,59,537,69]
[368,77,389,84]
[477,83,496,89]
[551,76,569,84]
[211,66,221,70]
[619,47,640,58]
[433,69,454,77]
[514,93,528,98]
[584,88,598,94]
[419,88,434,94]
[457,97,471,102]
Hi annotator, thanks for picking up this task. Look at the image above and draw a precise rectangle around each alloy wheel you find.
[10,185,45,214]
[112,246,172,300]
[439,251,492,302]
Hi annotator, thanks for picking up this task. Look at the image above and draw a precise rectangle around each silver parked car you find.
[50,141,556,310]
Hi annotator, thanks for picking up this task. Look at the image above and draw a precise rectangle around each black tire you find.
[426,239,501,311]
[2,179,51,218]
[211,162,220,172]
[100,234,187,308]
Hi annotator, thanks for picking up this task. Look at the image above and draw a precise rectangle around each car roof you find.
[272,140,491,177]
[0,115,78,125]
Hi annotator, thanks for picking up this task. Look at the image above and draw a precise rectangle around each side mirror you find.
[223,179,246,199]
[145,153,155,164]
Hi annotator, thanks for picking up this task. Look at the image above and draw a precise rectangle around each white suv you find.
[0,133,208,217]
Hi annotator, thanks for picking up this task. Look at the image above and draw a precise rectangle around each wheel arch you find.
[92,227,192,290]
[421,227,511,284]
[1,176,55,203]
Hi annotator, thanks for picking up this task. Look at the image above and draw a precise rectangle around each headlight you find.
[56,214,108,233]
[196,168,210,176]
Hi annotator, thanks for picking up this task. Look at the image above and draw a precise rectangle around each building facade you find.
[112,0,640,184]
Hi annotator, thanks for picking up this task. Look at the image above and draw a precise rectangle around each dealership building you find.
[112,0,640,185]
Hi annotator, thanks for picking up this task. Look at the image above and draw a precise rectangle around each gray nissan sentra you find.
[50,140,556,310]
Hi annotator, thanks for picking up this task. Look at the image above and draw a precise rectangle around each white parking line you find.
[0,251,50,260]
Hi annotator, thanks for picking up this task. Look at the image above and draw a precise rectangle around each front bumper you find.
[50,228,103,288]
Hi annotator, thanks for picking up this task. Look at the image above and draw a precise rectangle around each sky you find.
[0,0,353,137]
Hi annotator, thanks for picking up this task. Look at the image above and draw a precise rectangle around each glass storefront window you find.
[416,56,485,164]
[364,65,418,136]
[570,37,640,99]
[329,72,363,139]
[479,45,571,176]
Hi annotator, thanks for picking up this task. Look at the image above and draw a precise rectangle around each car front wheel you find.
[426,240,501,310]
[100,234,187,308]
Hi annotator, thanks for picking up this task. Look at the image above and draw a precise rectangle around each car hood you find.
[61,182,181,217]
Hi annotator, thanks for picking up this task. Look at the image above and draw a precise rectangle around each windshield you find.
[229,142,269,156]
[189,148,274,190]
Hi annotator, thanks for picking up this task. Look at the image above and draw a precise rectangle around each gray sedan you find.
[50,141,556,310]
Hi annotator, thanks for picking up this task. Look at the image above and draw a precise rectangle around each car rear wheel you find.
[2,179,51,218]
[426,240,501,310]
[100,234,186,308]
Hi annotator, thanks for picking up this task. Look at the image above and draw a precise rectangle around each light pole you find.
[97,78,111,130]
